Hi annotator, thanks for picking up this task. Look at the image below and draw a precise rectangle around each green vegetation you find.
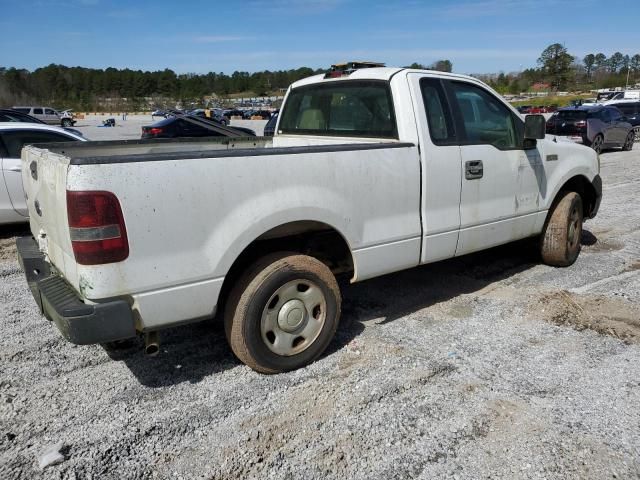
[0,65,323,111]
[510,95,592,108]
[1,44,638,111]
[480,44,640,95]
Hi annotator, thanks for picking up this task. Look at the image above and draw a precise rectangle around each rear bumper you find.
[16,236,136,345]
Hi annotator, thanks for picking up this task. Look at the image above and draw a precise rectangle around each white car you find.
[1,123,86,224]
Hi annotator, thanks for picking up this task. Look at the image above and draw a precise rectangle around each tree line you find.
[480,44,640,95]
[1,46,638,111]
[0,64,323,111]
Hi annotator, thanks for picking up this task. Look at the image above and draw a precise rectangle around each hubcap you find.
[261,280,326,356]
[277,299,306,332]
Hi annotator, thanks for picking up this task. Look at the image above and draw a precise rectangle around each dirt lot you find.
[1,145,639,479]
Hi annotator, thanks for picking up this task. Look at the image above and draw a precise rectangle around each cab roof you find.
[290,67,483,89]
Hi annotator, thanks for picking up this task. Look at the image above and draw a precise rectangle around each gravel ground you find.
[1,145,639,479]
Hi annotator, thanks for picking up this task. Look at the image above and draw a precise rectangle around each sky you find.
[1,0,639,75]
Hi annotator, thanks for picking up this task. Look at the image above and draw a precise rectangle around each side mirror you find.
[523,114,545,149]
[524,114,545,139]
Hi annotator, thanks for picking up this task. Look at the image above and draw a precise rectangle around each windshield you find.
[279,80,397,138]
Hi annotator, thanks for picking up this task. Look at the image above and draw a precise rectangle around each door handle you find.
[9,166,22,172]
[465,160,483,180]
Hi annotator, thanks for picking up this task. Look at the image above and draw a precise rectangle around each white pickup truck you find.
[17,65,601,373]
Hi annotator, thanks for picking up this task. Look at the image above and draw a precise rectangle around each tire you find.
[224,253,341,374]
[634,127,640,143]
[590,134,604,154]
[61,118,72,127]
[622,131,635,151]
[540,191,583,267]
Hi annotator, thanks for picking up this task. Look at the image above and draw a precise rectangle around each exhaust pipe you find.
[144,331,160,356]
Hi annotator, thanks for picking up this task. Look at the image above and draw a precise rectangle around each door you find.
[596,108,617,144]
[30,107,45,123]
[0,129,79,216]
[408,74,462,263]
[446,80,544,256]
[43,108,60,125]
[608,107,627,144]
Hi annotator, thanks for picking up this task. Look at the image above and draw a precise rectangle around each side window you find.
[0,131,75,158]
[617,104,633,116]
[32,108,43,115]
[608,108,622,121]
[45,108,56,115]
[599,109,612,122]
[419,77,456,145]
[449,81,519,149]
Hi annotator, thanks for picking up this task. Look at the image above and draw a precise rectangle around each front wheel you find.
[540,191,583,267]
[61,118,72,127]
[622,131,635,151]
[633,127,640,143]
[225,253,341,374]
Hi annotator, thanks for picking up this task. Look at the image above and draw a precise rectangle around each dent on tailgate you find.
[22,146,78,284]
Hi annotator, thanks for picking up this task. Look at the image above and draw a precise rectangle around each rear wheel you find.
[590,134,604,154]
[224,253,341,374]
[540,191,583,267]
[633,126,640,143]
[622,131,635,151]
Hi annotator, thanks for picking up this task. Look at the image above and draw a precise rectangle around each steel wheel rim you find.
[567,206,581,250]
[261,279,326,356]
[592,136,603,153]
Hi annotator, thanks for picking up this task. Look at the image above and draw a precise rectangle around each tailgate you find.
[21,145,77,284]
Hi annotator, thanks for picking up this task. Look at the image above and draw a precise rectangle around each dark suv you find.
[610,102,640,142]
[545,106,634,153]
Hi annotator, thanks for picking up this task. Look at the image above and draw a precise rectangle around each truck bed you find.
[22,136,421,331]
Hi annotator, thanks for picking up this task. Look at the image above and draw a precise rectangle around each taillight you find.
[67,190,129,265]
[575,120,586,130]
[142,127,163,136]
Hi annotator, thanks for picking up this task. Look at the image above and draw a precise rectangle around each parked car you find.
[141,114,255,139]
[263,111,279,136]
[609,101,640,142]
[244,110,272,120]
[0,123,85,224]
[516,105,532,114]
[188,108,229,126]
[151,109,169,118]
[0,109,84,137]
[601,90,640,105]
[545,106,634,153]
[11,106,76,127]
[18,65,601,374]
[0,109,46,124]
[223,109,244,119]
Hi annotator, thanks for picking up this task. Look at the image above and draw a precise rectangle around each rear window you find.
[279,80,397,138]
[557,110,588,120]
